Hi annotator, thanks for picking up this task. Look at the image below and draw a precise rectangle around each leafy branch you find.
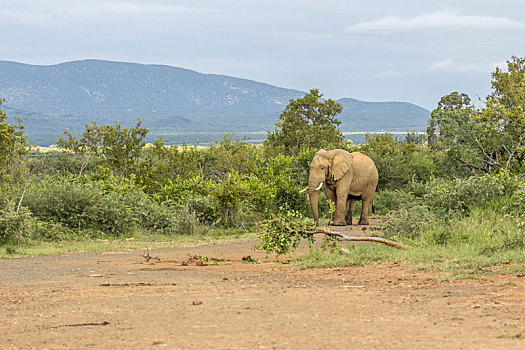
[257,212,409,257]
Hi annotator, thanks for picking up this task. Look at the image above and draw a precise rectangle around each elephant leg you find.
[345,198,355,225]
[325,187,336,224]
[358,195,373,225]
[332,188,348,226]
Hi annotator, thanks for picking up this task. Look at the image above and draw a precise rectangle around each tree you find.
[57,121,103,176]
[427,92,475,148]
[428,57,525,176]
[57,120,148,178]
[427,92,485,175]
[101,120,148,178]
[0,99,28,184]
[265,89,344,154]
[478,56,525,175]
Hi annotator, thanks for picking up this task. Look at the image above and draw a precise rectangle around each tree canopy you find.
[0,99,27,183]
[265,89,344,154]
[428,57,525,176]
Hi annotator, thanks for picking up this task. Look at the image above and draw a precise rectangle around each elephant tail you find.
[372,200,375,214]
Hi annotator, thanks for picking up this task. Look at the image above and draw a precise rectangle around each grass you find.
[0,230,257,259]
[296,208,525,278]
[497,329,525,339]
[298,244,525,278]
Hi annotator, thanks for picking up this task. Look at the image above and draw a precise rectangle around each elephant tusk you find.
[299,186,309,194]
[315,182,324,191]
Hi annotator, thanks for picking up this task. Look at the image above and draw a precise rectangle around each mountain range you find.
[0,59,431,145]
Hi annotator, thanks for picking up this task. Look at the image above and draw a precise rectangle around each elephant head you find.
[305,149,353,225]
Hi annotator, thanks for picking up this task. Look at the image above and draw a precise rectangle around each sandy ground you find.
[1,223,524,349]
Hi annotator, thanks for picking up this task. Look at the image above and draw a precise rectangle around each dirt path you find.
[1,234,524,349]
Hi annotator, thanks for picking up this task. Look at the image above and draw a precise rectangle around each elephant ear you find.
[332,152,353,181]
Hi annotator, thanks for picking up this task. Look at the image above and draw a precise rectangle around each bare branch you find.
[453,156,489,173]
[283,226,410,250]
[315,229,411,249]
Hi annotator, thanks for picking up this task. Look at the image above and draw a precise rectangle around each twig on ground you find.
[142,246,161,262]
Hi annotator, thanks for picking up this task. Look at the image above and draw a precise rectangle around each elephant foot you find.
[345,217,352,225]
[331,220,347,226]
[357,218,369,225]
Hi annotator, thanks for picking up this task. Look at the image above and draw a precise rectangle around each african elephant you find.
[301,149,378,226]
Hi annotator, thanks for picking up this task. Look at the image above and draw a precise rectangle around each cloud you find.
[0,1,217,26]
[375,70,403,79]
[427,59,505,74]
[345,10,525,34]
[0,9,50,25]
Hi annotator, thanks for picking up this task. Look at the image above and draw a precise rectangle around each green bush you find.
[0,201,35,244]
[383,204,442,241]
[361,133,437,190]
[171,204,199,235]
[374,189,417,215]
[419,173,521,216]
[21,176,182,236]
[186,196,219,224]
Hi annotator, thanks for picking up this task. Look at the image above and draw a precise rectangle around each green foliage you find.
[428,58,525,176]
[0,98,28,184]
[18,176,179,238]
[207,134,262,176]
[382,173,525,248]
[265,89,345,155]
[101,120,148,177]
[478,56,525,175]
[383,204,441,241]
[257,210,314,256]
[185,195,219,225]
[373,189,416,215]
[0,200,35,245]
[171,204,199,235]
[362,133,436,189]
[28,151,99,177]
[417,172,520,216]
[57,120,148,177]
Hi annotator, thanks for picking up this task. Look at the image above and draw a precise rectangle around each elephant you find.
[300,149,378,226]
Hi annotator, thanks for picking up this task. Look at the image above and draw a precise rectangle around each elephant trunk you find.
[307,178,324,226]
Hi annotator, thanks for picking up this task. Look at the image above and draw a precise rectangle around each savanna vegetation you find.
[1,58,524,276]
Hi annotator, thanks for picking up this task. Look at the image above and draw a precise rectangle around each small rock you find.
[192,300,203,305]
[445,290,463,297]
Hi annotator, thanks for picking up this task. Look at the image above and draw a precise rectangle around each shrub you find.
[361,133,437,190]
[171,204,199,235]
[0,201,35,245]
[21,176,186,236]
[420,173,520,216]
[186,196,219,225]
[383,204,442,241]
[374,189,417,215]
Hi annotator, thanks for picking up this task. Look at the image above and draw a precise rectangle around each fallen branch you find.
[284,226,410,249]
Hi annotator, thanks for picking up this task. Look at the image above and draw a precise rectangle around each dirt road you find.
[1,237,524,349]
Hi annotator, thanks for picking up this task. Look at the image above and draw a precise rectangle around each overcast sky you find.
[1,0,525,109]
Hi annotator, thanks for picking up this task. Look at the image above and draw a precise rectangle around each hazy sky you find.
[1,0,525,109]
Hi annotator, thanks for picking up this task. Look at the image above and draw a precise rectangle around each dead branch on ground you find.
[283,226,410,250]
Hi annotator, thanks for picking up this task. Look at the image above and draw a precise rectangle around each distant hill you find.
[0,60,430,145]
